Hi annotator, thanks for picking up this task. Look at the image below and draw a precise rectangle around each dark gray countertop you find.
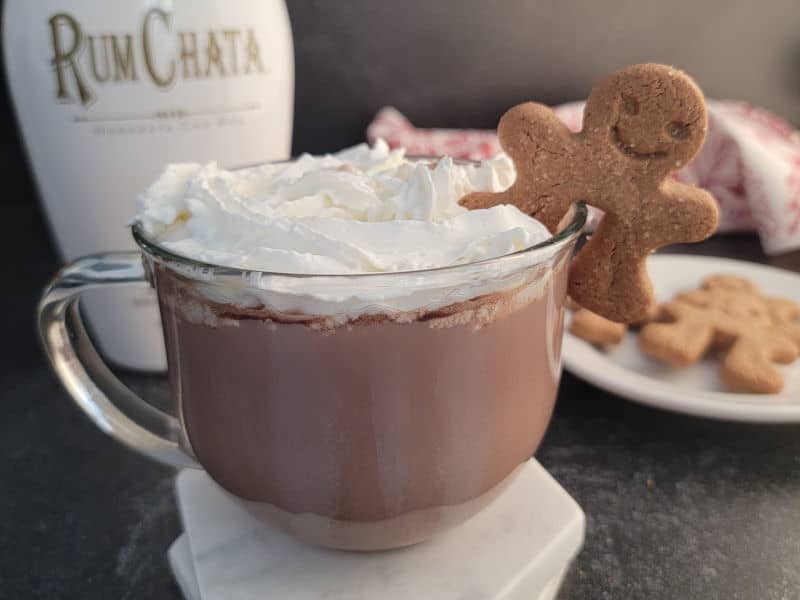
[2,203,799,600]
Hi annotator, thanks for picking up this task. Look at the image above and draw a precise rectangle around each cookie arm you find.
[722,334,797,394]
[459,102,579,233]
[648,180,719,247]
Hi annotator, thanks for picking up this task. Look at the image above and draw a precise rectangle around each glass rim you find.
[132,202,586,280]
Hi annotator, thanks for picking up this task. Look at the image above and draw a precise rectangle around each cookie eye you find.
[622,96,639,115]
[667,121,690,139]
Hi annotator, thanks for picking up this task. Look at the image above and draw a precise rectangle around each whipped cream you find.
[136,139,549,274]
[135,141,560,320]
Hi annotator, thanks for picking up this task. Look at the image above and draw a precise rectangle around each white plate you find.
[562,254,800,423]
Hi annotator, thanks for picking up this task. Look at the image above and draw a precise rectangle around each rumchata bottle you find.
[4,0,294,370]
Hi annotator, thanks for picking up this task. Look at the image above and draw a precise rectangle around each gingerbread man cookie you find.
[461,63,719,323]
[639,275,800,393]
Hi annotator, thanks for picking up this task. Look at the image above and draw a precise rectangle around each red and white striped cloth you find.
[367,102,800,255]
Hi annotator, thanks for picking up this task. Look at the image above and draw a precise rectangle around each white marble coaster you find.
[170,460,584,600]
[168,535,199,600]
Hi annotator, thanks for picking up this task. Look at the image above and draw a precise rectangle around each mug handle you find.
[37,251,200,469]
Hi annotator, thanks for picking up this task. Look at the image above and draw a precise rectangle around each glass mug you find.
[38,196,587,550]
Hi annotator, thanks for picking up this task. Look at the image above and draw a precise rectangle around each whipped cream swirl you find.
[136,140,549,274]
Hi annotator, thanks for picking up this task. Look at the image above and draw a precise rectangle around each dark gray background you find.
[2,0,799,209]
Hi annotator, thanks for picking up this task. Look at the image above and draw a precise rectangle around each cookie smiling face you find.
[611,93,673,159]
[584,63,708,176]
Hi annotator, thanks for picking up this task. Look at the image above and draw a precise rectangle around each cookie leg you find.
[638,320,713,367]
[570,308,627,346]
[721,337,789,394]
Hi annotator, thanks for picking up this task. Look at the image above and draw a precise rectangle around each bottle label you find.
[49,9,268,108]
[7,0,293,153]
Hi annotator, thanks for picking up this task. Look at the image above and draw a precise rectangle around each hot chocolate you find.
[152,255,568,549]
[133,141,580,549]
